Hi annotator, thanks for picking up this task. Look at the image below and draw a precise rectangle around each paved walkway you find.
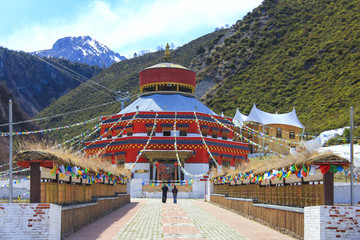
[66,199,294,240]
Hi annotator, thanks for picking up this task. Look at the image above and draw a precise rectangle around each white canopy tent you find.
[232,104,304,129]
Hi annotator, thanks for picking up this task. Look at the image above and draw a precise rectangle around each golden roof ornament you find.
[164,43,171,62]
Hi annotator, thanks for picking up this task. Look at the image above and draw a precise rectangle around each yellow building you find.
[233,104,304,155]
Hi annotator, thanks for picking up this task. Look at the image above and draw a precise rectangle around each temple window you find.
[163,131,171,136]
[127,132,133,136]
[222,161,230,167]
[222,129,229,140]
[212,133,217,139]
[276,129,282,138]
[180,130,187,136]
[106,130,113,139]
[147,131,156,136]
[202,132,207,137]
[289,131,295,139]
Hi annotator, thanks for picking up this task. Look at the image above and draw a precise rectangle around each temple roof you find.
[117,93,217,115]
[144,62,190,71]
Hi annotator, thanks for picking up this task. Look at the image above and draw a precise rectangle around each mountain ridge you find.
[32,36,126,68]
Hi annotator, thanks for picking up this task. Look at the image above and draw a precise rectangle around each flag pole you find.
[9,99,13,203]
[350,106,354,206]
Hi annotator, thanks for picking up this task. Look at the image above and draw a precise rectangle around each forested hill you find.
[36,30,228,142]
[0,47,102,116]
[37,0,360,143]
[195,0,360,133]
[0,82,39,164]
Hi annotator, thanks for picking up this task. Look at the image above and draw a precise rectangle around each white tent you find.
[232,104,304,129]
[233,108,248,126]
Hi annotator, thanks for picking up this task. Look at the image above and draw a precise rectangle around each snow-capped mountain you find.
[32,36,126,68]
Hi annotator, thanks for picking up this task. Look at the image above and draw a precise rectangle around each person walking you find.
[161,184,169,203]
[172,185,178,204]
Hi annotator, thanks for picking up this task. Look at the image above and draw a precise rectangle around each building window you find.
[163,131,171,136]
[127,132,133,136]
[180,130,187,136]
[222,135,228,140]
[265,129,269,136]
[222,161,230,167]
[147,131,155,136]
[289,131,295,139]
[276,129,282,138]
[212,134,217,139]
[107,134,112,139]
[202,132,207,137]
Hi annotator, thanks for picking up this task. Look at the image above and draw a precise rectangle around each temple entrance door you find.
[156,160,177,181]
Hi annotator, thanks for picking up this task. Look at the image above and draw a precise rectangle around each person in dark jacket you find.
[172,185,178,203]
[161,184,169,203]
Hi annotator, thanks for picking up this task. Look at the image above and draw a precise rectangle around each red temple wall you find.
[139,68,196,87]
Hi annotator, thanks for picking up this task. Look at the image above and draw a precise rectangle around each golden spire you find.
[164,43,171,62]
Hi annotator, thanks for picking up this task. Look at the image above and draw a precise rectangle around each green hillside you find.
[37,30,227,142]
[0,82,39,164]
[37,0,360,143]
[0,47,102,116]
[197,0,360,133]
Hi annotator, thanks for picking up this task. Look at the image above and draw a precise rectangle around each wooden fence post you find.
[323,171,334,205]
[30,162,41,203]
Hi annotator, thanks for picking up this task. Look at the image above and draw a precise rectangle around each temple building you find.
[233,104,304,155]
[84,46,250,181]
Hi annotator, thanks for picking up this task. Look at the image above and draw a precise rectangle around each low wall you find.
[210,194,304,238]
[0,203,61,240]
[61,194,130,238]
[40,182,127,205]
[0,187,29,199]
[130,178,205,198]
[304,206,360,240]
[334,183,360,204]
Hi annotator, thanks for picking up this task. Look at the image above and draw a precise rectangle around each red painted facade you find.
[139,68,196,87]
[85,111,249,167]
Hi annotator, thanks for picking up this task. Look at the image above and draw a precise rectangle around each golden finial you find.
[164,43,171,62]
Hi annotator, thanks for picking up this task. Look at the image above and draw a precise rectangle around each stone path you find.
[66,199,294,240]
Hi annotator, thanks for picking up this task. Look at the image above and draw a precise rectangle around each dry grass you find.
[211,149,349,178]
[15,141,130,177]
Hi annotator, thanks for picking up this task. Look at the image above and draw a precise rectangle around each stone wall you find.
[304,206,360,240]
[0,203,61,240]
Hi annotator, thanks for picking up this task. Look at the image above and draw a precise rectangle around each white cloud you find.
[0,0,262,55]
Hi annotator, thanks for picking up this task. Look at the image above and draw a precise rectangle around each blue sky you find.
[0,0,263,58]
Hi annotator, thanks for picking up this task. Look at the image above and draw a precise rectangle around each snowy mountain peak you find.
[32,36,126,68]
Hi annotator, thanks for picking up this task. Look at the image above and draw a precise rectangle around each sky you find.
[0,0,263,58]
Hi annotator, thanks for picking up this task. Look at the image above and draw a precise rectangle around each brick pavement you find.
[66,198,295,240]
